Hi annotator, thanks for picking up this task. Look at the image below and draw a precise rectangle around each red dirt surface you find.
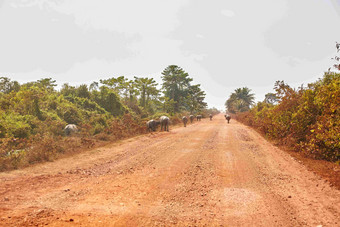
[0,114,339,226]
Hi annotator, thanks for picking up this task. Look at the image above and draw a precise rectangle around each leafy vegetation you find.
[235,73,340,162]
[225,87,255,113]
[0,65,213,171]
[162,65,207,114]
[234,43,340,162]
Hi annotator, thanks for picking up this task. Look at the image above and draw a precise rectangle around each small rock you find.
[288,195,292,198]
[69,218,74,222]
[4,197,9,201]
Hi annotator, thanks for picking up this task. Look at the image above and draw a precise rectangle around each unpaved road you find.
[0,114,339,226]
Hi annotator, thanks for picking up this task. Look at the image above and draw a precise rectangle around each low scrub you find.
[236,73,340,162]
[0,113,147,171]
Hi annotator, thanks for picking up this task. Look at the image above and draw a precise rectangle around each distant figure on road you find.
[182,116,188,127]
[225,114,231,123]
[160,116,170,132]
[189,115,194,123]
[196,115,202,121]
[209,114,213,121]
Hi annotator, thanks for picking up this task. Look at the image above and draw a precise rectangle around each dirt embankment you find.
[0,114,339,226]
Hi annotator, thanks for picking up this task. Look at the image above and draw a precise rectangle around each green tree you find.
[92,86,126,117]
[161,65,193,112]
[134,77,159,108]
[36,78,57,91]
[225,87,255,113]
[160,97,176,114]
[89,81,99,91]
[76,84,91,99]
[60,83,77,97]
[0,77,21,94]
[186,84,207,113]
[125,80,139,103]
[100,76,127,95]
[264,93,278,105]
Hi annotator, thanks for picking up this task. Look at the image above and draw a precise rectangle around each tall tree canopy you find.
[100,76,127,96]
[134,77,159,108]
[186,84,207,114]
[161,65,193,112]
[264,92,278,105]
[0,77,20,94]
[225,87,255,113]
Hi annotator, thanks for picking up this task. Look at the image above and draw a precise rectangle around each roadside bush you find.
[61,105,82,124]
[92,87,127,117]
[0,113,34,139]
[26,135,65,163]
[0,74,210,171]
[236,73,340,162]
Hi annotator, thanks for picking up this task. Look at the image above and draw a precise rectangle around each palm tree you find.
[225,87,255,113]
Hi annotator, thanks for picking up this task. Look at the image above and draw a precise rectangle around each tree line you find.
[0,64,217,170]
[0,65,209,139]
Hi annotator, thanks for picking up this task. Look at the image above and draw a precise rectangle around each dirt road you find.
[0,114,339,226]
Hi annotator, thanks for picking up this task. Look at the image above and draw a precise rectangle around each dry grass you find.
[0,113,184,172]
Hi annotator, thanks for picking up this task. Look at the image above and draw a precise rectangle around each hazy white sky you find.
[0,0,339,110]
